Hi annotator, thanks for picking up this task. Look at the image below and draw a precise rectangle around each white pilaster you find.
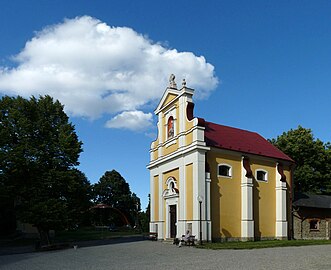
[192,151,208,241]
[177,163,186,236]
[158,173,164,239]
[241,157,254,241]
[158,112,163,158]
[205,172,212,241]
[275,163,288,239]
[150,171,156,223]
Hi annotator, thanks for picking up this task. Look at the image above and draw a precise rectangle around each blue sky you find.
[1,0,331,209]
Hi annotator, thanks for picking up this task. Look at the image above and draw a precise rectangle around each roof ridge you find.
[205,121,260,135]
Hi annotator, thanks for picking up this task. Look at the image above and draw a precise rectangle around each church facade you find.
[147,76,294,241]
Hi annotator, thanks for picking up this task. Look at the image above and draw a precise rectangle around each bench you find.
[146,232,158,241]
[181,235,196,246]
[94,225,109,231]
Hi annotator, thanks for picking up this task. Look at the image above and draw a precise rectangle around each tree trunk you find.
[37,226,51,246]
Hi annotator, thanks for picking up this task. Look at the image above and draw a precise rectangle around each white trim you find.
[165,138,177,148]
[149,125,205,154]
[205,172,212,241]
[147,141,209,169]
[255,169,268,182]
[162,177,179,198]
[158,173,164,239]
[275,163,288,239]
[158,112,163,158]
[217,163,232,178]
[241,156,254,240]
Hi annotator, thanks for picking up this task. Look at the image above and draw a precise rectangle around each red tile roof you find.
[204,121,293,162]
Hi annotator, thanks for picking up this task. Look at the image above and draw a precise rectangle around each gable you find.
[155,89,180,114]
[162,93,177,109]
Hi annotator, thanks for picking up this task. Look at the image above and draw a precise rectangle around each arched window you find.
[167,116,174,139]
[164,177,178,196]
[218,164,232,177]
[256,170,268,181]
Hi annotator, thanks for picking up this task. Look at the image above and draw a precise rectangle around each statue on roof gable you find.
[169,74,177,89]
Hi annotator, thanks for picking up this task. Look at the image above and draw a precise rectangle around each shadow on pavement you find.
[0,235,146,256]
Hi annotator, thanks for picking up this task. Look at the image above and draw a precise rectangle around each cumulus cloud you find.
[0,16,218,130]
[105,111,153,131]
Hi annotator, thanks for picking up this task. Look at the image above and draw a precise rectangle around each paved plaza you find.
[1,240,331,270]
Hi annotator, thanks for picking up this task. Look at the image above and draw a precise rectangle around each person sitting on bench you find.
[178,230,191,247]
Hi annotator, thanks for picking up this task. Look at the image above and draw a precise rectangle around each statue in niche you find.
[168,116,174,138]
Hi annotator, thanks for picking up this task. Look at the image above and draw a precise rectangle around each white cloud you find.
[0,16,218,129]
[105,111,153,131]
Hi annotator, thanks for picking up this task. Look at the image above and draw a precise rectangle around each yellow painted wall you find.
[151,138,159,149]
[151,148,158,161]
[185,119,194,130]
[153,175,159,221]
[208,151,242,239]
[251,160,276,238]
[163,141,179,156]
[185,130,193,146]
[162,93,177,108]
[185,164,193,220]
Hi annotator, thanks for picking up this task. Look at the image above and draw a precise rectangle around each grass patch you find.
[197,239,331,250]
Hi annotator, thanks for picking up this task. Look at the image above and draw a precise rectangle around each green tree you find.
[139,194,150,232]
[93,170,138,225]
[0,95,86,244]
[65,169,93,228]
[270,126,331,193]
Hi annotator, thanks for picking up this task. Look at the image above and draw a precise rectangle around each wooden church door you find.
[169,205,177,238]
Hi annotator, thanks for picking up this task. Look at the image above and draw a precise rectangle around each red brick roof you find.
[204,121,293,162]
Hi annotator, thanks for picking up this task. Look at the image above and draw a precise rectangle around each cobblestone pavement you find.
[1,240,331,270]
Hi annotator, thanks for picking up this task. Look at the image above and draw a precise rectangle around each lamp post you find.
[197,195,203,245]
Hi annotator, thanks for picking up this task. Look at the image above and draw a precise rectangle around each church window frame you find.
[309,219,320,231]
[256,169,268,182]
[162,176,179,197]
[218,164,232,178]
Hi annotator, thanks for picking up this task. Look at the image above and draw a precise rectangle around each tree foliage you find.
[0,95,89,242]
[270,126,331,194]
[93,170,139,225]
[139,194,150,232]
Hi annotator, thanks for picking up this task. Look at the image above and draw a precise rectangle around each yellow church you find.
[147,75,294,242]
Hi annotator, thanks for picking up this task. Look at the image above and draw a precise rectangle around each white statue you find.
[169,74,177,89]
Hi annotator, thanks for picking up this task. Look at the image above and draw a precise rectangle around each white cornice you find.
[147,141,209,169]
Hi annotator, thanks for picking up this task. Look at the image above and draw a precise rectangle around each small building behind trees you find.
[293,193,331,240]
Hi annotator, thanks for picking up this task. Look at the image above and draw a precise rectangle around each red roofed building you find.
[148,76,294,242]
